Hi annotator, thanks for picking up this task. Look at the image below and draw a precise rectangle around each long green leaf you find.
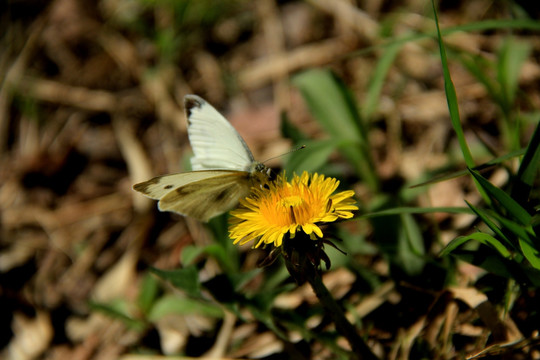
[284,139,337,174]
[280,110,308,143]
[293,69,364,143]
[292,69,378,190]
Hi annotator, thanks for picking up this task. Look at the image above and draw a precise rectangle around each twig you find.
[236,38,352,90]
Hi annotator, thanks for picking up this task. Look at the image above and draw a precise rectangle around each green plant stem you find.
[304,263,379,360]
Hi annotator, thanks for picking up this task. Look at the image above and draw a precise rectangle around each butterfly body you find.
[133,95,269,222]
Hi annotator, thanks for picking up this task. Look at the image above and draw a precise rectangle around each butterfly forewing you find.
[185,95,255,171]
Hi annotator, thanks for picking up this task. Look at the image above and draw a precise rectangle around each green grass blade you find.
[465,200,515,250]
[363,42,402,119]
[438,236,470,257]
[497,37,531,112]
[359,206,472,218]
[410,148,526,188]
[431,0,474,168]
[519,238,540,270]
[469,169,532,226]
[442,19,540,33]
[512,122,540,207]
[457,51,501,105]
[348,19,540,59]
[517,122,540,188]
[397,213,425,276]
[490,212,535,245]
[440,233,511,259]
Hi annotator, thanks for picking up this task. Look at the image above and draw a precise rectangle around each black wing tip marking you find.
[133,177,169,194]
[184,95,205,119]
[133,178,157,192]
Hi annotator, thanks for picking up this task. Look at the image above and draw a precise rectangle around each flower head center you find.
[279,195,303,209]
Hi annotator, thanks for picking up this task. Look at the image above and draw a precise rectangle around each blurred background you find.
[1,0,540,359]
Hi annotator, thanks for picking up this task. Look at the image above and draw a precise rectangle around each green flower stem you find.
[304,263,379,360]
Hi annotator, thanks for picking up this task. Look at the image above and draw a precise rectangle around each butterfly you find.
[133,95,270,222]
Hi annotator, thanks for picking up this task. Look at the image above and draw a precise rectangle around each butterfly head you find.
[248,161,272,184]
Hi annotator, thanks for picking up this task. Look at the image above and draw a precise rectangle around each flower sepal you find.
[281,232,339,284]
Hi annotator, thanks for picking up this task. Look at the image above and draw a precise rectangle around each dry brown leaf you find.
[4,311,53,360]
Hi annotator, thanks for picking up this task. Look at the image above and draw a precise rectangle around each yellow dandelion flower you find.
[229,172,358,248]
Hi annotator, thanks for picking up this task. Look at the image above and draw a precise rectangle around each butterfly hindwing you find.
[133,171,238,200]
[158,172,252,221]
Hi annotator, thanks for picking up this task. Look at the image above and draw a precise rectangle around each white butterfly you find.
[133,95,270,222]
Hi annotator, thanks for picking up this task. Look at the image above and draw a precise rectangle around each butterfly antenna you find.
[262,144,306,164]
